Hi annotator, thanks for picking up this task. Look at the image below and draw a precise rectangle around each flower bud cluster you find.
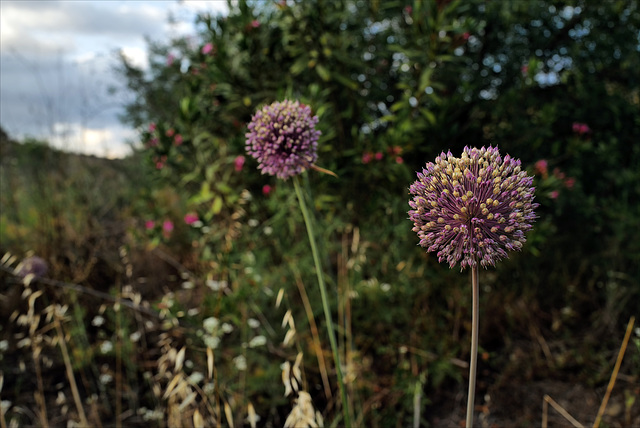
[245,100,320,180]
[408,146,538,269]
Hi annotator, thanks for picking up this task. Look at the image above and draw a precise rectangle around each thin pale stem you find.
[54,313,89,427]
[293,176,351,428]
[466,262,480,428]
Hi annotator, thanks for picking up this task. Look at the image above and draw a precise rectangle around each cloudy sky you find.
[0,0,229,158]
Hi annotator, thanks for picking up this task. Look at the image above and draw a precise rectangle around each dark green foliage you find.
[115,0,640,423]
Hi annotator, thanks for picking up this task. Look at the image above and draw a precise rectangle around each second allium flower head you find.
[408,146,538,269]
[246,100,320,180]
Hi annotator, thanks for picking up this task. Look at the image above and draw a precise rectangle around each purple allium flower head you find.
[408,146,538,269]
[15,256,48,278]
[245,100,320,180]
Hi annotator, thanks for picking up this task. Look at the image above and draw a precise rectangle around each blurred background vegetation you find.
[1,0,638,426]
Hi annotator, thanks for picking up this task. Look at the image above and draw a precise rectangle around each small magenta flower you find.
[201,42,214,55]
[245,100,320,180]
[564,177,575,189]
[572,122,591,135]
[408,146,538,269]
[234,155,246,172]
[534,159,548,178]
[262,184,272,196]
[184,213,199,225]
[145,220,155,230]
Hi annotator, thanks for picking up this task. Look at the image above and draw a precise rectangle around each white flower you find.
[206,280,227,291]
[248,335,267,348]
[188,371,204,385]
[203,317,219,333]
[100,341,113,354]
[204,336,220,349]
[91,315,105,327]
[233,355,247,371]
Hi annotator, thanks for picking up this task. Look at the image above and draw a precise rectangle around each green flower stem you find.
[293,176,351,428]
[466,262,480,427]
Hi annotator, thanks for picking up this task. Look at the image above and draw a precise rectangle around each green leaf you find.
[420,108,436,125]
[315,64,331,82]
[211,196,223,215]
[418,69,433,93]
[180,97,191,118]
[290,57,307,75]
[215,182,232,194]
[333,73,358,90]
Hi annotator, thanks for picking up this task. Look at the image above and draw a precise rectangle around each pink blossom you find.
[388,145,403,156]
[375,152,383,161]
[154,155,167,170]
[162,220,174,238]
[396,156,404,164]
[148,137,158,147]
[262,184,272,196]
[166,128,175,137]
[184,213,199,225]
[148,123,156,132]
[404,5,412,15]
[549,191,559,199]
[250,20,260,28]
[572,122,591,135]
[462,32,470,41]
[553,168,566,180]
[362,152,373,164]
[201,43,214,55]
[234,155,245,172]
[145,220,155,230]
[564,177,576,189]
[534,159,548,177]
[174,134,183,146]
[167,53,176,66]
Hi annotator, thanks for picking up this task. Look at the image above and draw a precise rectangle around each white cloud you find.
[0,0,229,158]
[120,46,150,70]
[180,0,229,15]
[49,122,135,159]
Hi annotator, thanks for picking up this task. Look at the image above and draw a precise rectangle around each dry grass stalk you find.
[542,394,583,428]
[592,316,636,428]
[224,402,234,428]
[284,392,323,428]
[53,308,89,427]
[293,271,332,400]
